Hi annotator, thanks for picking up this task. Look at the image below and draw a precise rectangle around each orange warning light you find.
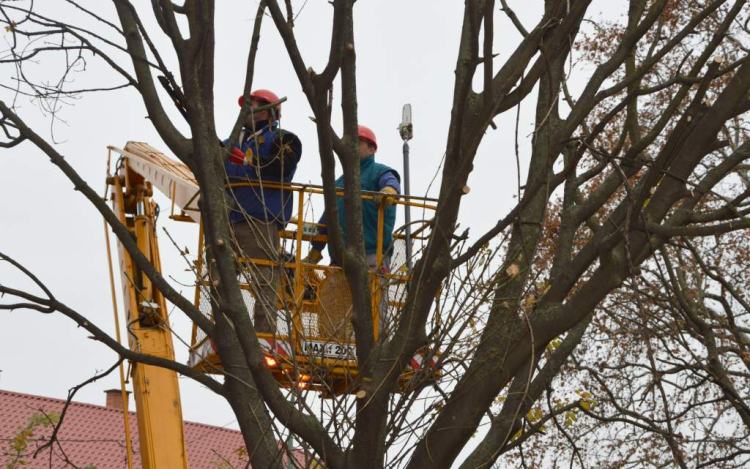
[264,356,278,368]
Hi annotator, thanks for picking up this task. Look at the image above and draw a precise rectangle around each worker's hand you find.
[374,186,398,208]
[228,147,247,165]
[302,248,324,265]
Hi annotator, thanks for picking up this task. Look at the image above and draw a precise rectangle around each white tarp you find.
[110,142,201,223]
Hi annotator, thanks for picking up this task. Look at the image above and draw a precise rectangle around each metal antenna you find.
[399,104,414,273]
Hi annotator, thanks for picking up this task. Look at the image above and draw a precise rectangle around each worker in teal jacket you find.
[305,125,400,336]
[306,125,401,267]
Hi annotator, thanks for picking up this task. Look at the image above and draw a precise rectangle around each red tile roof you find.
[0,389,309,469]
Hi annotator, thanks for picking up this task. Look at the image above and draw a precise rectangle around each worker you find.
[305,125,400,334]
[222,89,302,334]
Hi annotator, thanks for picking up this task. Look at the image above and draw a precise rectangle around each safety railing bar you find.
[226,181,438,204]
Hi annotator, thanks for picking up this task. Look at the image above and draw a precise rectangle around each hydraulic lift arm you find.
[108,149,190,469]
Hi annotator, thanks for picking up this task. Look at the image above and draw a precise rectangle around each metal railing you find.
[189,180,438,381]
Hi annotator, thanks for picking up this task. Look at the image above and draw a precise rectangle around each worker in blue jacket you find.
[304,125,400,334]
[223,89,302,334]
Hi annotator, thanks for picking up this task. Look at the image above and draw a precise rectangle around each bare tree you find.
[2,1,750,468]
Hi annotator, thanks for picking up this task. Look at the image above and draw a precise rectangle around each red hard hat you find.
[238,89,281,117]
[358,125,377,151]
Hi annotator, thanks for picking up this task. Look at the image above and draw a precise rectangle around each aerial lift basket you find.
[111,142,441,396]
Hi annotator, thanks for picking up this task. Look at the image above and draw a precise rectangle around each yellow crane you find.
[104,142,439,468]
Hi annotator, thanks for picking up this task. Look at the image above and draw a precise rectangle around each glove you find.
[302,248,324,265]
[228,147,248,165]
[374,186,398,208]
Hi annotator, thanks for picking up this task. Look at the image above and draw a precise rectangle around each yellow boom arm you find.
[109,146,190,469]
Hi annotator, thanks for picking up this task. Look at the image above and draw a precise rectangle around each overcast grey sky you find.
[0,0,613,443]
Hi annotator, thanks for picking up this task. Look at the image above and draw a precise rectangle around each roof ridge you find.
[0,388,134,416]
[0,388,240,434]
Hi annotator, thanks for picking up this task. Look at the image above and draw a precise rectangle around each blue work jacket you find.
[223,122,302,227]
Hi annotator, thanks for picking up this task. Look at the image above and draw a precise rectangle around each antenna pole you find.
[399,104,414,272]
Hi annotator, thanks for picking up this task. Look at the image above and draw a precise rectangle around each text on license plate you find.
[301,340,356,360]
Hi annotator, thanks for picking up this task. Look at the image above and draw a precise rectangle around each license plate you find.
[301,340,356,360]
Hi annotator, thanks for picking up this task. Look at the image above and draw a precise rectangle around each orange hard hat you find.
[238,89,281,117]
[358,125,377,151]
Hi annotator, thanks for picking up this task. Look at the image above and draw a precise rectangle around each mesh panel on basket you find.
[194,260,214,347]
[390,238,408,273]
[301,312,319,337]
[316,268,354,342]
[240,286,256,317]
[194,287,212,347]
[195,249,408,345]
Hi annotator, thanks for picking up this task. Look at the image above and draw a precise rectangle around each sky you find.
[0,0,614,459]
